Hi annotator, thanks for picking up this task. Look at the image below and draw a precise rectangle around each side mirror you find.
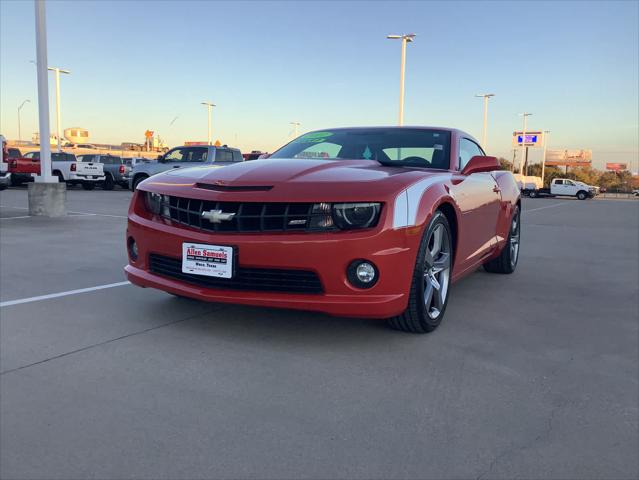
[461,155,499,175]
[157,155,164,162]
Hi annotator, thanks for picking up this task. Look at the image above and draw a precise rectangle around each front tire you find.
[388,211,453,334]
[484,205,520,274]
[577,191,587,200]
[133,175,148,190]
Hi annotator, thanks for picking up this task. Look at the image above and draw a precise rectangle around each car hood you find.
[148,158,451,202]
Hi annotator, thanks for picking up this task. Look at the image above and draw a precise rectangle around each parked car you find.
[633,189,639,197]
[527,178,597,200]
[0,135,10,190]
[129,145,243,190]
[78,154,130,190]
[21,151,105,189]
[7,148,39,185]
[125,127,521,334]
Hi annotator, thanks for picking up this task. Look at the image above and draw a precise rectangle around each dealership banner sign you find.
[544,149,592,166]
[605,163,627,171]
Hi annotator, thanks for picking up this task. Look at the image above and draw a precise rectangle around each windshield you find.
[270,128,451,169]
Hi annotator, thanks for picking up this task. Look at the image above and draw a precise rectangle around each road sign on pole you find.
[512,131,542,148]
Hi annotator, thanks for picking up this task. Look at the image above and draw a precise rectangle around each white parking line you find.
[0,205,126,219]
[0,281,131,308]
[0,215,32,220]
[524,202,572,213]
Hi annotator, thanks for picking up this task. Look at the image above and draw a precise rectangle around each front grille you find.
[158,195,335,233]
[149,254,323,294]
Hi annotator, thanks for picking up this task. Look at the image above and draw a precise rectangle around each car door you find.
[161,147,189,170]
[563,179,579,196]
[454,138,502,265]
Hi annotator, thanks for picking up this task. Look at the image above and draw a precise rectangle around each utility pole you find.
[518,113,532,174]
[17,99,30,142]
[47,66,70,152]
[542,130,550,186]
[475,93,495,151]
[387,34,415,126]
[290,121,301,138]
[201,102,215,145]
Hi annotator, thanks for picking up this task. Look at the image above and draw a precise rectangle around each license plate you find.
[182,243,233,278]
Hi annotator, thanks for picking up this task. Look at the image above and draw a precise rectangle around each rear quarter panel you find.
[492,170,520,242]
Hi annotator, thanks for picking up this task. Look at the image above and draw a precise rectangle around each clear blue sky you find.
[1,0,637,170]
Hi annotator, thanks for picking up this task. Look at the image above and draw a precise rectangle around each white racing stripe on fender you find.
[0,281,131,308]
[393,175,452,228]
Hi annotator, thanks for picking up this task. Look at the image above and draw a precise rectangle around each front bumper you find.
[0,172,10,187]
[125,196,421,319]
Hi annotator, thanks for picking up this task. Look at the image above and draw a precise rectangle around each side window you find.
[555,179,563,185]
[163,148,186,162]
[184,148,207,162]
[232,150,243,162]
[215,149,233,162]
[458,138,485,170]
[112,156,122,164]
[101,156,111,164]
[565,180,575,186]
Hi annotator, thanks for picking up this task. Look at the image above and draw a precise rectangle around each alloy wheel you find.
[423,223,451,320]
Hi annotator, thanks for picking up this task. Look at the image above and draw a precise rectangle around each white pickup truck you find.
[527,178,598,200]
[22,151,105,190]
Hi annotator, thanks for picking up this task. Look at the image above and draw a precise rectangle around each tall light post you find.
[475,93,495,151]
[541,130,550,186]
[201,102,215,145]
[17,99,31,142]
[518,112,532,174]
[387,33,415,126]
[47,66,70,152]
[290,121,301,138]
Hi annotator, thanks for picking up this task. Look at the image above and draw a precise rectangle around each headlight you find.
[332,202,381,230]
[144,192,162,215]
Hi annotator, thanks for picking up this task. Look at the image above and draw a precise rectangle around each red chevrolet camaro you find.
[125,127,521,333]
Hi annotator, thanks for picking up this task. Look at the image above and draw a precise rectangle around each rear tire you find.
[484,205,520,274]
[529,190,538,198]
[388,211,453,334]
[102,174,115,190]
[54,171,64,183]
[82,182,95,191]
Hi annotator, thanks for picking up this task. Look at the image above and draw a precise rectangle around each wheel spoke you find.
[433,283,444,310]
[431,252,450,273]
[430,225,443,256]
[424,280,434,309]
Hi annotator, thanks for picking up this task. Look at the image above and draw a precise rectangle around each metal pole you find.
[398,37,407,126]
[290,121,300,138]
[542,130,550,186]
[207,104,211,146]
[34,0,54,182]
[518,113,531,175]
[17,100,30,142]
[482,96,488,148]
[54,68,61,151]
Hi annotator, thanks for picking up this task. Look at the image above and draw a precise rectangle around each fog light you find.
[128,237,138,261]
[347,260,378,289]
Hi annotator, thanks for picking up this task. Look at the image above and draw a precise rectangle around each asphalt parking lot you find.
[1,187,637,479]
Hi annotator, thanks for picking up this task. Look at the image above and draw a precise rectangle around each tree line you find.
[498,158,638,191]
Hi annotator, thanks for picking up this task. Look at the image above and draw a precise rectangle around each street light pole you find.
[201,102,215,145]
[17,99,31,142]
[290,121,301,138]
[387,34,415,126]
[47,66,70,152]
[475,93,495,151]
[518,113,532,174]
[542,130,550,186]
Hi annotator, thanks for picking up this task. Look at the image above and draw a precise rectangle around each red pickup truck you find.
[7,148,40,185]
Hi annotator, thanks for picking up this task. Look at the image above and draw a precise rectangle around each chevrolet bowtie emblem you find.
[201,209,236,223]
